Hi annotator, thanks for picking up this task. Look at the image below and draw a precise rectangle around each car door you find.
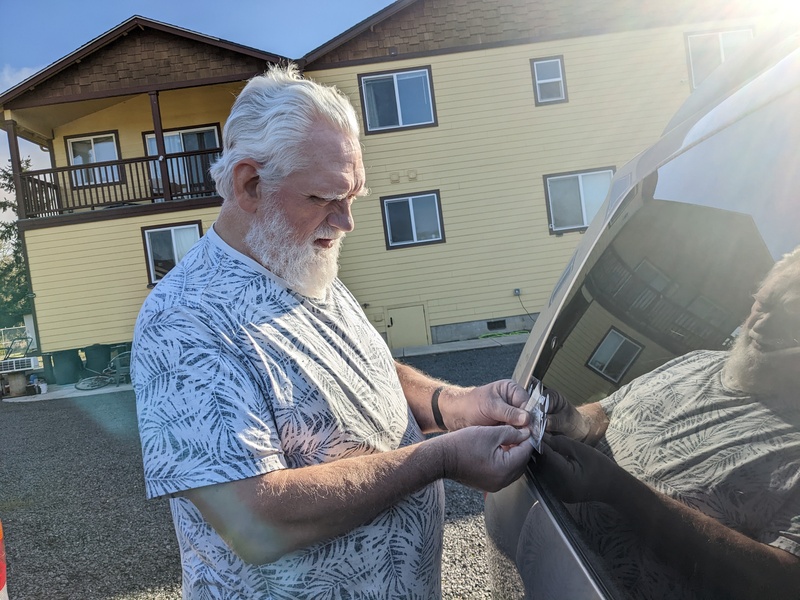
[486,30,800,600]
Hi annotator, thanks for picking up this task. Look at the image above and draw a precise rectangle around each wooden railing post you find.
[3,120,27,219]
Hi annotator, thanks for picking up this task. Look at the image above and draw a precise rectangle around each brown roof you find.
[0,16,287,108]
[303,0,778,69]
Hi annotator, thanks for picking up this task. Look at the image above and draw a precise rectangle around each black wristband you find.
[431,386,447,431]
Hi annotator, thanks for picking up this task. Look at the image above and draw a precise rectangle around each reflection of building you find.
[539,196,775,403]
[587,246,734,354]
[0,1,786,358]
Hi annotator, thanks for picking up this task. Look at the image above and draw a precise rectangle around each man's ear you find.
[232,160,262,214]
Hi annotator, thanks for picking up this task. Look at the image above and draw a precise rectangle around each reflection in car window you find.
[533,60,800,599]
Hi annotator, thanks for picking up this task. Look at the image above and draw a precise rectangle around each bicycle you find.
[74,351,131,391]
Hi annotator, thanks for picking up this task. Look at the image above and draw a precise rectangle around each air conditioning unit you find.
[0,356,42,374]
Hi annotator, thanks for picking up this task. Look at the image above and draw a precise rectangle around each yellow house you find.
[0,16,284,379]
[0,0,786,381]
[301,0,784,349]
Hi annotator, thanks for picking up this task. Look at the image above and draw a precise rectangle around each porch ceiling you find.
[8,96,135,144]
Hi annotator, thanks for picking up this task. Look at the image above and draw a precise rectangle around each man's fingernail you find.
[517,413,527,425]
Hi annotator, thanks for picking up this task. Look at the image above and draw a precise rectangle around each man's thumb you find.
[498,424,531,444]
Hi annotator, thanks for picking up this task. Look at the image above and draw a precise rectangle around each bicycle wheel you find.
[75,376,113,391]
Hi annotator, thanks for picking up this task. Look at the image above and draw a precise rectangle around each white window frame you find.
[545,168,614,233]
[381,191,444,249]
[687,29,753,89]
[142,222,202,285]
[531,56,568,105]
[66,132,121,187]
[587,328,643,384]
[634,259,678,295]
[144,125,220,156]
[359,67,436,133]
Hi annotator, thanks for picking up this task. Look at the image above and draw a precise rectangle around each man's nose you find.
[328,200,355,232]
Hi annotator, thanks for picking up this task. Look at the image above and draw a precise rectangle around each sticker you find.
[524,381,549,452]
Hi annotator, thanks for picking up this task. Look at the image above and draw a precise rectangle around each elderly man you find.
[132,64,533,598]
[538,246,800,599]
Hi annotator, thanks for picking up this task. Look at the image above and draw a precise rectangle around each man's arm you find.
[184,424,532,565]
[394,361,530,433]
[537,435,800,599]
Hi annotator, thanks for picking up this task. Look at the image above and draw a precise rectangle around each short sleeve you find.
[133,307,286,499]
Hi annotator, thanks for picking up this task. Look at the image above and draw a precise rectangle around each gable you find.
[7,28,271,109]
[307,0,768,68]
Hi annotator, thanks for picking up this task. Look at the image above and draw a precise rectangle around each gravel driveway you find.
[0,342,523,599]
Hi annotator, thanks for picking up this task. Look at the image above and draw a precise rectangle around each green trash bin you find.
[52,349,82,384]
[83,344,111,373]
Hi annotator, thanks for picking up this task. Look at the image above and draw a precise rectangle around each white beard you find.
[244,209,342,299]
[723,333,764,393]
[723,331,798,396]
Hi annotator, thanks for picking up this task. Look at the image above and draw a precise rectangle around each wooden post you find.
[4,120,27,219]
[149,91,172,202]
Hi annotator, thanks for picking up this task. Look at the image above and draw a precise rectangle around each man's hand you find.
[435,425,533,492]
[542,383,609,444]
[438,379,531,431]
[534,434,621,503]
[543,384,590,441]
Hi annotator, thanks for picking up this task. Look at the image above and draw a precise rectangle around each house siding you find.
[7,3,785,353]
[542,301,674,404]
[24,208,220,352]
[307,20,758,340]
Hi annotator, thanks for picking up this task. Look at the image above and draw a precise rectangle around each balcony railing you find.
[18,148,221,218]
[587,247,732,353]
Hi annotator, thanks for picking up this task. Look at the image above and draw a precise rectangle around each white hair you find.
[210,63,361,201]
[763,245,800,289]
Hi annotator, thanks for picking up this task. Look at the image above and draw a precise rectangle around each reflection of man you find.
[538,246,800,599]
[132,64,533,598]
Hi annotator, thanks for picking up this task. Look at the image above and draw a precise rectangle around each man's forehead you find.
[301,167,366,198]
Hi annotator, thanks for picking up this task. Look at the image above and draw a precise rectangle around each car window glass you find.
[530,74,800,598]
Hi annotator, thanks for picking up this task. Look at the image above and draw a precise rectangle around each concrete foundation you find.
[431,313,537,345]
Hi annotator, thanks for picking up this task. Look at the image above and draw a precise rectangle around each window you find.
[381,191,444,249]
[531,57,568,105]
[686,295,728,329]
[145,125,220,197]
[142,222,202,284]
[66,132,121,186]
[359,67,436,133]
[587,328,642,383]
[634,259,673,294]
[544,168,614,233]
[687,29,753,89]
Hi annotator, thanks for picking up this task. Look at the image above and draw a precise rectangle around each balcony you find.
[586,247,733,353]
[18,148,221,219]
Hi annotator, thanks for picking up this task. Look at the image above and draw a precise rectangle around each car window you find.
[526,59,800,598]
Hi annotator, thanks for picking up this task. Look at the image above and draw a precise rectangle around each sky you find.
[0,0,398,218]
